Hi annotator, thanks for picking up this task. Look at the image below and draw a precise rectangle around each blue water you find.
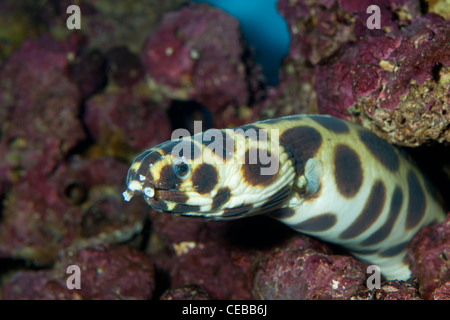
[192,0,290,85]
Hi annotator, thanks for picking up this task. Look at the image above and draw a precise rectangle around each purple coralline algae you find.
[351,279,422,300]
[141,3,265,127]
[276,0,449,146]
[160,284,212,300]
[252,236,367,300]
[148,213,253,299]
[314,14,449,146]
[0,34,85,177]
[2,245,155,300]
[432,281,450,300]
[408,213,450,299]
[84,91,172,158]
[0,0,449,300]
[0,156,146,265]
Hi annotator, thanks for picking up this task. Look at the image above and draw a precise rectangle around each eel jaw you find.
[122,180,155,202]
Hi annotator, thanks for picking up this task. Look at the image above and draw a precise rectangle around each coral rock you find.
[432,281,450,300]
[84,91,172,158]
[141,3,259,113]
[160,284,211,300]
[315,14,450,146]
[408,213,450,299]
[0,34,85,180]
[252,236,367,300]
[148,213,253,300]
[2,245,155,300]
[351,279,422,300]
[0,157,146,265]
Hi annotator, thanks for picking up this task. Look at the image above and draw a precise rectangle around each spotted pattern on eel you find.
[122,114,446,280]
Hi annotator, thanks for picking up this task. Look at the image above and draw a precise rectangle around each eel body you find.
[122,115,446,280]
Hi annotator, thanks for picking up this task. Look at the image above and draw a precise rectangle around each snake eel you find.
[122,114,446,280]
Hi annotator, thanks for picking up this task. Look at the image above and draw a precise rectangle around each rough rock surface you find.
[351,279,422,300]
[141,3,265,128]
[2,245,155,300]
[1,0,449,301]
[252,237,367,300]
[408,213,450,299]
[160,284,212,300]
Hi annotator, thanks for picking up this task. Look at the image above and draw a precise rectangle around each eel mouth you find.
[122,180,156,202]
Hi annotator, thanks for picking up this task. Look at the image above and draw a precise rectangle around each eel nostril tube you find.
[122,189,134,202]
[144,186,155,198]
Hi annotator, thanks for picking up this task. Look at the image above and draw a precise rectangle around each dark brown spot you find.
[259,185,291,212]
[192,163,218,195]
[157,164,182,190]
[172,204,201,213]
[361,186,403,246]
[379,241,409,257]
[128,150,162,183]
[241,149,278,187]
[279,126,322,175]
[334,144,363,198]
[211,187,231,211]
[140,150,163,168]
[201,130,234,161]
[405,170,426,230]
[293,213,337,232]
[156,190,189,204]
[266,207,296,219]
[309,115,350,134]
[358,130,400,172]
[223,204,254,217]
[340,180,386,240]
[132,149,151,164]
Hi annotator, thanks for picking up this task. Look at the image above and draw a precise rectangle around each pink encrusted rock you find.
[432,281,450,300]
[252,236,366,300]
[408,213,450,300]
[0,34,85,179]
[160,284,212,300]
[0,157,146,266]
[84,90,172,157]
[315,14,450,145]
[273,0,449,146]
[148,213,253,300]
[277,0,421,66]
[141,3,261,113]
[351,279,422,300]
[253,0,420,122]
[2,245,156,300]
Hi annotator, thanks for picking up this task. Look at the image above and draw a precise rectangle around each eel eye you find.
[173,159,191,180]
